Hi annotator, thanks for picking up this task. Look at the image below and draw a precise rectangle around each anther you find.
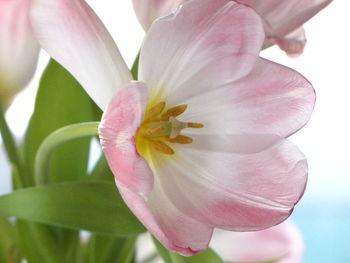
[147,101,166,120]
[168,135,193,144]
[143,121,172,137]
[187,122,204,128]
[149,140,175,155]
[160,104,187,120]
[145,125,166,137]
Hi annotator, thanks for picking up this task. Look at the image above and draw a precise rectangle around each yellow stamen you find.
[145,125,166,137]
[168,135,193,144]
[187,122,204,128]
[147,101,166,120]
[160,105,187,120]
[149,140,175,155]
[142,121,173,137]
[136,99,203,157]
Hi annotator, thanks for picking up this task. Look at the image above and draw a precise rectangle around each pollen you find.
[136,101,203,157]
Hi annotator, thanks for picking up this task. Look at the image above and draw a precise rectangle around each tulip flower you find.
[31,0,315,256]
[0,0,40,108]
[211,220,304,263]
[133,0,332,55]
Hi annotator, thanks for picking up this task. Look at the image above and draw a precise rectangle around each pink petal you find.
[118,182,213,256]
[99,81,153,197]
[272,27,307,57]
[30,0,132,110]
[211,220,304,263]
[149,139,307,231]
[180,58,315,138]
[0,0,39,106]
[139,0,265,105]
[132,0,185,30]
[99,81,213,255]
[238,0,333,54]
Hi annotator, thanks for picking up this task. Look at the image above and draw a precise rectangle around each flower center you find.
[135,101,203,156]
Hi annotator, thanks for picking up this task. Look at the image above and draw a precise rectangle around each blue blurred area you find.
[292,198,350,263]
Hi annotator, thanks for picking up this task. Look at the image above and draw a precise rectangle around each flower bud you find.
[0,0,40,108]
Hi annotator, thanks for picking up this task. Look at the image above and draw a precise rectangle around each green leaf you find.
[16,220,66,263]
[0,103,25,187]
[152,236,224,263]
[178,248,224,263]
[0,217,18,263]
[88,154,114,182]
[114,237,137,263]
[0,181,145,235]
[34,122,99,185]
[24,59,101,186]
[152,236,174,263]
[57,229,80,262]
[21,59,102,263]
[16,220,46,263]
[87,234,126,263]
[232,260,279,263]
[86,235,138,263]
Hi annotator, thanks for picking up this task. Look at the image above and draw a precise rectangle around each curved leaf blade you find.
[24,59,101,186]
[0,181,145,235]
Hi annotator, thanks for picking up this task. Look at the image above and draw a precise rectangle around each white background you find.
[1,0,349,262]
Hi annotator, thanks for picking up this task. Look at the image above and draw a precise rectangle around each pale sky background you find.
[0,0,349,262]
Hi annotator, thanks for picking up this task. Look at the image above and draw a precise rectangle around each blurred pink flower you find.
[211,220,304,263]
[31,0,315,256]
[133,0,332,55]
[0,0,40,107]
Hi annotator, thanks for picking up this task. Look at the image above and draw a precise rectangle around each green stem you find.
[0,103,25,188]
[141,252,158,263]
[0,104,21,170]
[131,52,140,80]
[35,122,100,185]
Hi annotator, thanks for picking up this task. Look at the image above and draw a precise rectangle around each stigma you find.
[136,101,203,156]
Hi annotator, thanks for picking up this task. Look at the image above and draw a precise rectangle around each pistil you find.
[136,101,203,156]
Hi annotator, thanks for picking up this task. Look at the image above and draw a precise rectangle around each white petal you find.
[148,139,307,231]
[139,0,264,104]
[179,58,315,138]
